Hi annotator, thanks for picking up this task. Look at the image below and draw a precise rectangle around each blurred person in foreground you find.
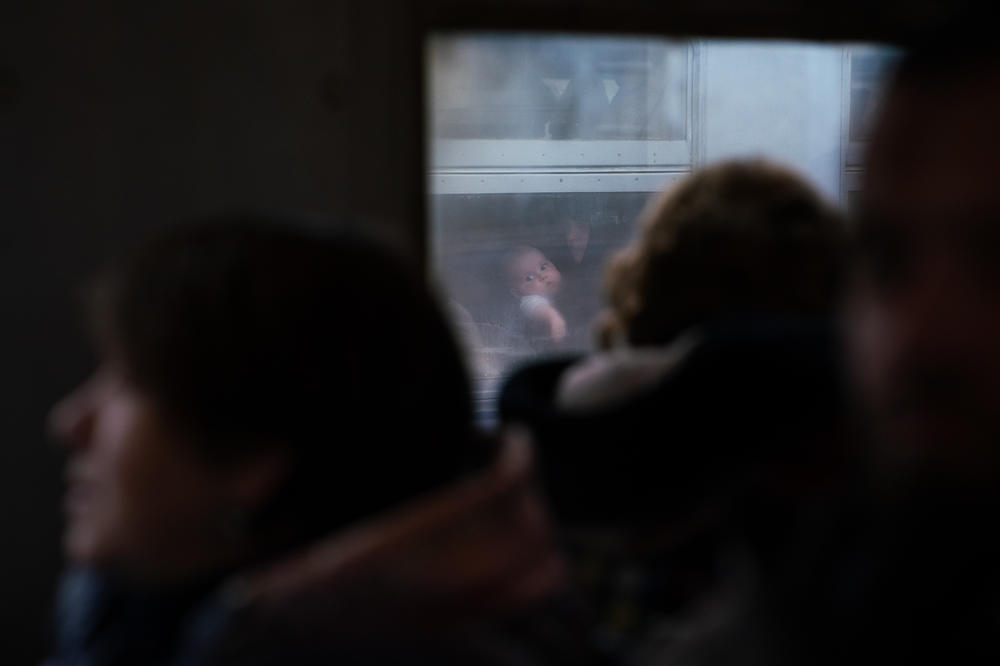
[498,159,850,664]
[824,29,1000,664]
[44,216,598,666]
[664,26,1000,666]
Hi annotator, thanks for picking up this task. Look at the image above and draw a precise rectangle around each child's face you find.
[510,248,562,297]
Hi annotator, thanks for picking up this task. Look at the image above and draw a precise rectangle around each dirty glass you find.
[426,35,900,428]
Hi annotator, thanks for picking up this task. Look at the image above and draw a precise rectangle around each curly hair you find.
[597,159,847,349]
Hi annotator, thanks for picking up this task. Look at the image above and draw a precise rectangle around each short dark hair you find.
[86,214,479,548]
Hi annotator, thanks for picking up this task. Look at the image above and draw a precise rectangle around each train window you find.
[426,35,900,428]
[843,46,901,211]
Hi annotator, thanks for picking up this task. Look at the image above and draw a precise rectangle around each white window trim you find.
[428,168,690,195]
[430,139,692,170]
[841,44,903,205]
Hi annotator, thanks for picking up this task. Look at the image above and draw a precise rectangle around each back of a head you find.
[87,214,479,552]
[599,159,846,348]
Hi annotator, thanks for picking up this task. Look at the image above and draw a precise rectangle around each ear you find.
[222,448,292,510]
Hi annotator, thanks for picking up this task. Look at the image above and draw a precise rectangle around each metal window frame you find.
[841,44,903,205]
[428,40,697,196]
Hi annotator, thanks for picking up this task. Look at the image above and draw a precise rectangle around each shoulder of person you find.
[556,333,701,412]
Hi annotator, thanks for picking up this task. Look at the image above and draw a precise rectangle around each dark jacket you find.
[497,315,851,665]
[45,435,607,666]
[499,315,848,525]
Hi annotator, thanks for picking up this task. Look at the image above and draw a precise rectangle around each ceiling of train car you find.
[418,0,975,45]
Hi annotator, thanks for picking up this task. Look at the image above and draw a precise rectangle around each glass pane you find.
[849,51,901,143]
[435,191,649,427]
[427,34,899,429]
[436,191,645,358]
[429,36,689,140]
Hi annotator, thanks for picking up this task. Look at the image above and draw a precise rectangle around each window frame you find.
[428,38,698,196]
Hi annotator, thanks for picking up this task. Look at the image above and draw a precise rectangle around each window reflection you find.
[434,192,647,378]
[430,37,689,141]
[849,51,900,143]
[427,34,900,428]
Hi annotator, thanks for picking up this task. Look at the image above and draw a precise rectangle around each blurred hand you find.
[550,311,567,342]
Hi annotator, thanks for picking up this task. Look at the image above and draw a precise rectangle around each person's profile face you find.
[48,362,244,580]
[846,72,1000,479]
[510,248,562,298]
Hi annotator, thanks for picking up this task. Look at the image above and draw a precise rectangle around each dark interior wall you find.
[422,0,963,43]
[0,2,422,660]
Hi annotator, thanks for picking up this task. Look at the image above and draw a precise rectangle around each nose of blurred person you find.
[49,377,98,452]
